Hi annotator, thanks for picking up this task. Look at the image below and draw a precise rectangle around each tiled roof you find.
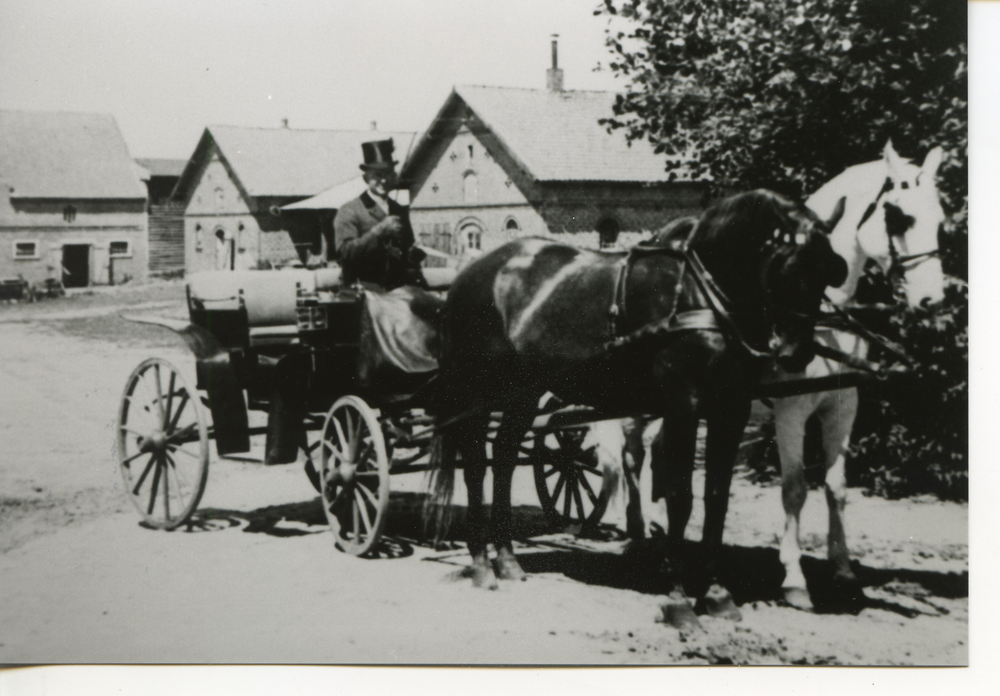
[201,126,417,198]
[135,158,187,178]
[0,110,147,199]
[454,85,681,182]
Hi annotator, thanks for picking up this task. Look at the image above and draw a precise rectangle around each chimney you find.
[546,34,564,92]
[281,118,289,128]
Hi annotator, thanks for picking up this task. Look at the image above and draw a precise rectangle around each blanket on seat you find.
[357,286,443,394]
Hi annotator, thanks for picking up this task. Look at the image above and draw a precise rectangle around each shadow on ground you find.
[146,490,967,618]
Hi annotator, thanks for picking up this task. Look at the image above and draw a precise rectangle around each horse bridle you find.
[857,176,940,280]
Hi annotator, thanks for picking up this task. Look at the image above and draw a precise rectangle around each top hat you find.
[360,139,397,172]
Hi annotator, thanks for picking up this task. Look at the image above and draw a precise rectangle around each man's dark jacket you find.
[333,191,425,290]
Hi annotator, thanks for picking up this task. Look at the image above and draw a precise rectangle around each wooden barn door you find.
[62,244,90,288]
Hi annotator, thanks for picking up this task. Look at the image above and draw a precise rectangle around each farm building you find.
[172,125,415,274]
[399,41,704,261]
[0,110,149,288]
[135,157,186,276]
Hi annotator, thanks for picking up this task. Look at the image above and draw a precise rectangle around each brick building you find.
[0,110,148,288]
[399,46,703,262]
[172,125,415,273]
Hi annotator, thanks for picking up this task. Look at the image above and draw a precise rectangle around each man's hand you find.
[372,215,404,245]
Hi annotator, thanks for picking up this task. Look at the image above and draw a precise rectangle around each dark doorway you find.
[62,244,90,288]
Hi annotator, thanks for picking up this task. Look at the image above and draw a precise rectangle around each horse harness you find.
[602,239,772,359]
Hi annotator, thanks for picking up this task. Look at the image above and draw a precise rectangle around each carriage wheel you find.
[530,428,608,531]
[319,395,390,556]
[117,358,209,529]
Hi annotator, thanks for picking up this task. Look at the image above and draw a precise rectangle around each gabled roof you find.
[173,126,417,202]
[403,85,685,184]
[282,176,410,210]
[135,158,187,178]
[0,110,147,199]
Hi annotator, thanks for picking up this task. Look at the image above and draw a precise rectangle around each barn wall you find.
[0,196,148,287]
[148,202,185,274]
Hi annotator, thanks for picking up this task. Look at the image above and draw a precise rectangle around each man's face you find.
[366,168,397,197]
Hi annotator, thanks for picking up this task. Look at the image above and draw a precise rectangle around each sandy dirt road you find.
[0,285,968,665]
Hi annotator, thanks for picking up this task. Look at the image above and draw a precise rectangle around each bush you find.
[848,277,968,500]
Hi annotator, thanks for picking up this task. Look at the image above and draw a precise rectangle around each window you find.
[63,206,76,223]
[466,229,481,251]
[504,218,520,232]
[109,241,131,258]
[13,241,39,259]
[463,172,478,203]
[215,187,225,209]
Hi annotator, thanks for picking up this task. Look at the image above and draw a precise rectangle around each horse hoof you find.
[495,549,526,582]
[467,561,498,590]
[828,573,866,611]
[782,587,814,611]
[660,596,703,632]
[700,584,742,621]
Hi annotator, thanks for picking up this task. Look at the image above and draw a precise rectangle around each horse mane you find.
[646,216,699,247]
[692,189,803,248]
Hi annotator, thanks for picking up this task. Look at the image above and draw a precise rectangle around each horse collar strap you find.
[603,245,769,359]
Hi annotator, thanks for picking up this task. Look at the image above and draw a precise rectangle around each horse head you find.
[691,190,847,373]
[761,194,848,372]
[856,140,946,307]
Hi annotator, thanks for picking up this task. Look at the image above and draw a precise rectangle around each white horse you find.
[770,140,946,609]
[596,141,947,610]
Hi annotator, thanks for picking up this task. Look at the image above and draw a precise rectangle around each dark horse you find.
[427,190,847,603]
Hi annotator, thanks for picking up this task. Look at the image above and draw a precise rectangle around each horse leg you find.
[490,403,536,582]
[621,416,649,541]
[579,420,627,538]
[773,396,813,610]
[818,388,864,605]
[652,413,702,630]
[697,398,751,621]
[458,415,495,589]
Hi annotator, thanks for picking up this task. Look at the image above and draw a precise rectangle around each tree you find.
[598,0,966,265]
[598,0,968,498]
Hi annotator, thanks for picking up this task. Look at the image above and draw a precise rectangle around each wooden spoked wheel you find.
[319,395,390,556]
[117,358,209,529]
[531,428,607,530]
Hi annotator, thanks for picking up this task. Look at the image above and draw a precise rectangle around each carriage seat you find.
[187,267,343,348]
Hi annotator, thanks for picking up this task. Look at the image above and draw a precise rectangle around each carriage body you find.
[184,267,364,457]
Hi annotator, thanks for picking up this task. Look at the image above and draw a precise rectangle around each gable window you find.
[504,217,520,232]
[63,206,76,223]
[109,241,132,258]
[195,224,204,252]
[215,187,225,209]
[13,241,39,259]
[463,172,478,203]
[597,216,620,249]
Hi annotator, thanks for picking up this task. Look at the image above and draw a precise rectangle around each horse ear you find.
[884,139,906,178]
[920,146,944,178]
[824,196,846,232]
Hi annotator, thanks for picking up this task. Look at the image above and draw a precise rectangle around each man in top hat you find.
[334,138,427,290]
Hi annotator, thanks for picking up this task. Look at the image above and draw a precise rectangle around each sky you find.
[0,0,626,159]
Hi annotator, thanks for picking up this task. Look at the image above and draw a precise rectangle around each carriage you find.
[117,265,622,555]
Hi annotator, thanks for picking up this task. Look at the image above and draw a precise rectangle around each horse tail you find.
[423,424,458,545]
